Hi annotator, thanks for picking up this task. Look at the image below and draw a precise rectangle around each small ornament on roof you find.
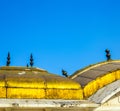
[105,49,111,61]
[6,52,10,66]
[62,69,68,77]
[26,64,29,68]
[30,53,34,67]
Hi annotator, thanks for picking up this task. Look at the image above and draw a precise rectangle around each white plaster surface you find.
[89,80,120,104]
[0,99,98,108]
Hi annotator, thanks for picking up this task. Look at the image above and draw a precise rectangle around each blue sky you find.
[0,0,120,76]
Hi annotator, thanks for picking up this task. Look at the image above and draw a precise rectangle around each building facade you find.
[0,60,120,111]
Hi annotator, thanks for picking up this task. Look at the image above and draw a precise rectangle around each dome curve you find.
[70,60,120,98]
[0,66,83,99]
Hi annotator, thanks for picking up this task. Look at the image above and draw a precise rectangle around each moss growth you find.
[0,66,83,99]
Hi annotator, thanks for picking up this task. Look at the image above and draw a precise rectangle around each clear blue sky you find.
[0,0,120,76]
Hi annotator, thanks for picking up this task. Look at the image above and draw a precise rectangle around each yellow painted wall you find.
[83,70,120,98]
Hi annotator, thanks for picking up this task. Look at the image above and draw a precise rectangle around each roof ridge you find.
[70,60,120,79]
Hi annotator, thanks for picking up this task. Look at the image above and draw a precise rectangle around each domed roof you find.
[0,66,83,99]
[70,60,120,98]
[70,60,120,86]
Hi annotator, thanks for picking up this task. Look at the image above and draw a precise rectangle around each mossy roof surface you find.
[70,60,120,87]
[0,66,81,89]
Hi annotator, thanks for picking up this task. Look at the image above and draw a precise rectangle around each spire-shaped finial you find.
[105,49,111,61]
[30,53,34,67]
[62,69,68,77]
[6,52,10,66]
[26,64,29,68]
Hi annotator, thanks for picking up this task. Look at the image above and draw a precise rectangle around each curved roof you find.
[70,60,120,87]
[0,66,83,99]
[89,80,120,104]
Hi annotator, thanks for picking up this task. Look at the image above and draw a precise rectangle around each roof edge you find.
[70,60,120,79]
[0,66,47,72]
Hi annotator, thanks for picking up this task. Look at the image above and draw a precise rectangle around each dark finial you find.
[6,52,10,66]
[30,53,34,67]
[26,64,29,68]
[62,69,68,77]
[105,49,111,61]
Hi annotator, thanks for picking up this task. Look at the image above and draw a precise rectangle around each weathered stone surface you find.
[0,99,98,111]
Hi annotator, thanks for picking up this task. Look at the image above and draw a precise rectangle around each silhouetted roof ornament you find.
[62,69,68,77]
[30,54,34,67]
[26,64,29,68]
[6,52,10,66]
[105,49,111,61]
